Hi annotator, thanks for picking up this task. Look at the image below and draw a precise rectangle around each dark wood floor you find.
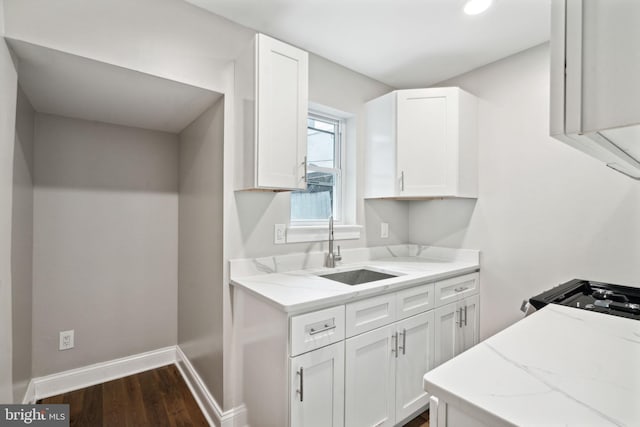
[38,365,208,426]
[404,410,430,427]
[40,364,428,427]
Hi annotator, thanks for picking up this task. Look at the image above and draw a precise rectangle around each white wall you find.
[178,97,225,406]
[11,86,34,402]
[32,114,179,376]
[3,0,254,93]
[408,44,640,339]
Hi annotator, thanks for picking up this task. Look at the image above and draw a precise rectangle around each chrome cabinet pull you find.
[400,171,405,191]
[464,306,468,326]
[391,332,398,358]
[399,329,406,355]
[301,156,308,182]
[454,286,469,293]
[297,367,304,402]
[308,324,336,336]
[457,308,463,328]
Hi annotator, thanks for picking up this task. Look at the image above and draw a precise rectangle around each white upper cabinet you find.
[235,33,309,191]
[551,0,640,180]
[365,87,478,199]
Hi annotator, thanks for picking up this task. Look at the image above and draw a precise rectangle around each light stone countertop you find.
[230,245,480,313]
[423,304,640,427]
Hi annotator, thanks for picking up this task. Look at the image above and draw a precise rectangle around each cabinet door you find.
[433,302,458,367]
[257,33,308,190]
[395,311,435,423]
[345,325,396,427]
[290,342,345,427]
[457,294,479,355]
[396,88,458,196]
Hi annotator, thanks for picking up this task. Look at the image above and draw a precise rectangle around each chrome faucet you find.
[325,216,342,268]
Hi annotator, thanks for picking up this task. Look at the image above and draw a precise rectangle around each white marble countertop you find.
[423,304,640,427]
[230,245,480,313]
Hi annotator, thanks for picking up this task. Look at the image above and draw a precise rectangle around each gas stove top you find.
[530,279,640,320]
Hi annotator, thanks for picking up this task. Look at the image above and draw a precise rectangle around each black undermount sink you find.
[319,268,398,285]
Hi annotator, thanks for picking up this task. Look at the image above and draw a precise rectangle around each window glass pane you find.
[291,171,338,221]
[307,117,336,168]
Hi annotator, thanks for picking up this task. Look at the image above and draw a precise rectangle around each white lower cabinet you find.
[434,294,479,367]
[345,311,435,427]
[290,342,345,427]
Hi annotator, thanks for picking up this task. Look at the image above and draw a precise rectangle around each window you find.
[290,112,343,223]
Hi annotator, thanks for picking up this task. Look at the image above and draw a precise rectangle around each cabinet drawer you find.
[290,306,345,356]
[434,273,478,307]
[346,293,396,338]
[396,283,435,320]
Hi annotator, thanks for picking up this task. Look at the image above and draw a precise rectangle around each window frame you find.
[290,111,345,226]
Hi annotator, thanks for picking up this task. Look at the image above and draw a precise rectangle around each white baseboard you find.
[176,346,246,427]
[22,380,36,404]
[33,346,177,400]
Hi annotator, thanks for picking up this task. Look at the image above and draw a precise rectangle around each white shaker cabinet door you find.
[395,311,435,423]
[257,33,308,190]
[457,294,479,355]
[345,324,397,427]
[290,342,345,427]
[433,302,458,367]
[396,88,457,197]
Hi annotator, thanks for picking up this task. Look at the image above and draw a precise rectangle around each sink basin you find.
[319,268,398,285]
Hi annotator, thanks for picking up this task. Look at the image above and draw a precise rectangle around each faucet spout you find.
[325,216,342,268]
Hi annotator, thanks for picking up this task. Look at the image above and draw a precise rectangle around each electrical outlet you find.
[59,330,74,351]
[274,224,286,244]
[380,222,389,238]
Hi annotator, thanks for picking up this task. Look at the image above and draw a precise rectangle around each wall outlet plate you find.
[380,222,389,238]
[274,224,286,244]
[59,330,74,351]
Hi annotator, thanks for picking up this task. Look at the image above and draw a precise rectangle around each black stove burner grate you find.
[530,279,640,320]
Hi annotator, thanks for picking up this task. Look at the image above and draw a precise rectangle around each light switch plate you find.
[380,222,389,238]
[274,224,286,244]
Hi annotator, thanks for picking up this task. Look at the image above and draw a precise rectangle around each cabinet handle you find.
[297,367,304,402]
[399,329,406,355]
[457,308,463,328]
[301,156,308,182]
[308,324,336,335]
[454,286,469,293]
[391,332,398,358]
[400,171,405,191]
[464,305,468,327]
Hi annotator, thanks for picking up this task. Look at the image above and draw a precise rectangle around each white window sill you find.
[286,225,362,244]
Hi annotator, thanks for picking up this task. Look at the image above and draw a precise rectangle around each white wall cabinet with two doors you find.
[365,87,478,199]
[235,33,309,191]
[234,272,479,427]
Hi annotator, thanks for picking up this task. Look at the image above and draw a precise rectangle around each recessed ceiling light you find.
[464,0,493,15]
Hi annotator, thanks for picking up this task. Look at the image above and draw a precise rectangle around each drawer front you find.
[434,273,479,307]
[396,282,435,320]
[345,293,396,338]
[290,305,345,356]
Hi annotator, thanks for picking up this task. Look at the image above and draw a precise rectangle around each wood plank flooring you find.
[40,364,428,427]
[38,365,208,427]
[404,410,430,427]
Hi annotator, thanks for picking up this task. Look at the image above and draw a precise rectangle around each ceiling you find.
[8,39,222,133]
[186,0,551,88]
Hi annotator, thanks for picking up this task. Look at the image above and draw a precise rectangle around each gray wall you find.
[408,44,640,340]
[32,114,179,376]
[0,13,19,402]
[178,98,225,406]
[227,53,404,261]
[11,86,34,402]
